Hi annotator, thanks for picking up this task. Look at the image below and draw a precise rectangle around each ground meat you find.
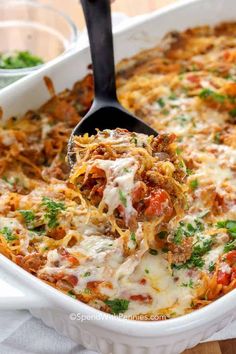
[16,253,45,273]
[168,237,193,264]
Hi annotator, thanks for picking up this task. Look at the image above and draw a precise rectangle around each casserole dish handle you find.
[0,258,50,310]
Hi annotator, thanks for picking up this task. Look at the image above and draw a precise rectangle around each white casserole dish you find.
[0,0,236,352]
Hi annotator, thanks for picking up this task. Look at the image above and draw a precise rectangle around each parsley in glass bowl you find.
[0,0,78,88]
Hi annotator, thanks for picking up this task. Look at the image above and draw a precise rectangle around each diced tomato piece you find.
[139,278,147,285]
[187,75,200,84]
[231,267,236,281]
[96,184,105,196]
[54,272,65,281]
[66,255,79,266]
[226,250,236,266]
[130,294,152,304]
[64,274,78,287]
[145,189,173,218]
[217,270,231,286]
[224,51,230,60]
[117,205,125,216]
[58,247,69,257]
[91,166,105,178]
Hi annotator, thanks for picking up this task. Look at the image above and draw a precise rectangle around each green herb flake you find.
[158,231,167,239]
[42,197,66,228]
[173,227,183,244]
[186,168,193,176]
[130,232,136,243]
[176,147,182,155]
[229,108,236,117]
[199,88,226,103]
[208,261,215,272]
[149,248,158,255]
[130,135,138,146]
[213,132,221,144]
[168,92,177,100]
[67,290,76,299]
[118,190,127,207]
[104,298,129,315]
[83,271,91,277]
[19,210,35,226]
[172,238,211,270]
[174,115,192,126]
[161,109,169,116]
[157,98,165,108]
[0,227,17,242]
[181,279,194,288]
[224,240,236,253]
[217,220,236,238]
[190,179,199,190]
[145,269,150,274]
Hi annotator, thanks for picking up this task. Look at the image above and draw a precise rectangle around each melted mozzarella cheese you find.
[94,158,138,222]
[123,253,195,317]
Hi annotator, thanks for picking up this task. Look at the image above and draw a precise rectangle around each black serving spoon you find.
[68,0,157,165]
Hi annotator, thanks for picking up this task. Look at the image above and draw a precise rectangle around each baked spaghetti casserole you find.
[0,22,236,320]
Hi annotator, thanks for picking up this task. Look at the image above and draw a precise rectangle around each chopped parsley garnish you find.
[174,115,192,126]
[158,231,167,239]
[217,220,236,238]
[173,226,183,244]
[199,88,226,103]
[145,269,150,274]
[168,92,177,100]
[2,176,19,186]
[161,109,169,116]
[193,238,213,257]
[104,298,129,315]
[118,190,127,207]
[176,147,182,155]
[83,271,91,277]
[19,210,35,227]
[41,197,66,228]
[208,261,215,272]
[130,232,136,243]
[224,240,236,253]
[84,288,92,295]
[172,219,204,245]
[67,290,76,299]
[213,132,221,144]
[0,51,44,69]
[149,248,158,255]
[217,220,236,252]
[181,279,194,288]
[157,98,165,108]
[123,167,130,173]
[229,108,236,117]
[0,227,17,242]
[190,179,199,190]
[172,238,212,270]
[186,168,193,176]
[130,135,138,146]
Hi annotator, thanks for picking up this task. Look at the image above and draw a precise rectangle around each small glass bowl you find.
[0,0,78,88]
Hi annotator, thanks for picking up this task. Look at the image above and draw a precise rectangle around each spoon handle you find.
[81,0,117,102]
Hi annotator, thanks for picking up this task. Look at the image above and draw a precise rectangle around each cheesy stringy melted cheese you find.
[0,22,236,319]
